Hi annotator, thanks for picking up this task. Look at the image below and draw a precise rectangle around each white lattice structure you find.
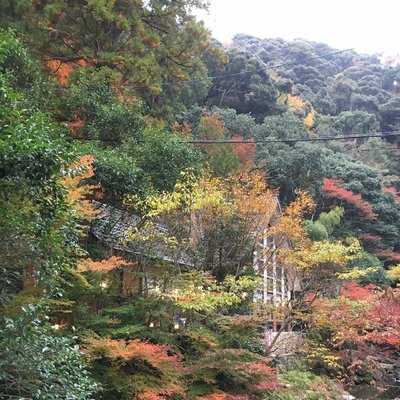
[253,234,292,305]
[252,197,297,305]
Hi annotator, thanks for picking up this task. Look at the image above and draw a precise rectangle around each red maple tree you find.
[366,298,400,347]
[322,178,376,220]
[232,135,256,166]
[340,282,376,301]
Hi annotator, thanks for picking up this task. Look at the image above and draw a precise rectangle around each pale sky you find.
[196,0,400,55]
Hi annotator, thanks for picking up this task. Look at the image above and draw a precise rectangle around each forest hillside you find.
[1,2,400,400]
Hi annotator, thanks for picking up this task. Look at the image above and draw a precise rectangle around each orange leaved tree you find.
[87,337,184,400]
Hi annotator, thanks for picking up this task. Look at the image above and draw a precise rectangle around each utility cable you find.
[177,132,400,144]
[174,48,354,84]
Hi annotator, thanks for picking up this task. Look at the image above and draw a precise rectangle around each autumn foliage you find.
[322,178,376,220]
[197,393,250,400]
[78,256,128,273]
[366,298,400,347]
[383,186,400,203]
[229,170,277,233]
[310,283,400,383]
[87,338,184,400]
[87,337,182,369]
[375,249,400,263]
[196,114,226,155]
[271,189,315,245]
[313,283,400,349]
[231,135,256,166]
[10,6,400,400]
[66,116,86,136]
[187,348,278,397]
[358,233,383,245]
[340,281,376,301]
[61,155,100,221]
[46,58,90,86]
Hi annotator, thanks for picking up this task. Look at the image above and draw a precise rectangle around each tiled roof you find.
[90,201,195,266]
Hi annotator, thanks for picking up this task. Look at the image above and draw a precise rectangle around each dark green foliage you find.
[93,148,151,201]
[256,142,329,203]
[207,146,241,177]
[232,34,398,132]
[125,126,202,192]
[88,124,202,202]
[256,112,309,140]
[0,29,37,88]
[0,313,98,400]
[0,31,71,182]
[213,315,265,354]
[0,29,60,112]
[206,49,280,121]
[264,369,345,400]
[380,97,400,131]
[0,31,78,302]
[0,111,70,181]
[347,251,389,285]
[67,68,145,144]
[0,177,78,303]
[333,111,380,134]
[0,29,98,400]
[0,0,213,117]
[212,106,257,138]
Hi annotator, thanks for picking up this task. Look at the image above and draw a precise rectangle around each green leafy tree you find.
[0,312,98,400]
[0,30,98,400]
[1,0,213,116]
[255,112,309,140]
[66,67,145,144]
[194,113,241,177]
[125,124,203,192]
[306,207,344,241]
[333,110,380,135]
[207,49,279,121]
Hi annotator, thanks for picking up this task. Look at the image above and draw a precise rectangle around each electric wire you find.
[172,48,354,85]
[176,132,400,144]
[71,131,400,144]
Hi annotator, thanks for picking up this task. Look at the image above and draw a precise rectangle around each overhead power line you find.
[72,131,400,144]
[176,48,354,84]
[181,132,400,144]
[253,48,354,71]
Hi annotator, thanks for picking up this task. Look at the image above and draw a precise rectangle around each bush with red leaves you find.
[322,178,376,220]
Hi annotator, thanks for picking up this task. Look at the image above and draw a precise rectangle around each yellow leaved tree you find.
[388,264,400,282]
[124,169,277,279]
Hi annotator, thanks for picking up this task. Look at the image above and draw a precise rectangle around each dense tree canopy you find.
[1,6,400,400]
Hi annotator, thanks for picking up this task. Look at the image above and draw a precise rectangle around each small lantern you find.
[153,285,161,294]
[173,314,187,330]
[100,280,109,289]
